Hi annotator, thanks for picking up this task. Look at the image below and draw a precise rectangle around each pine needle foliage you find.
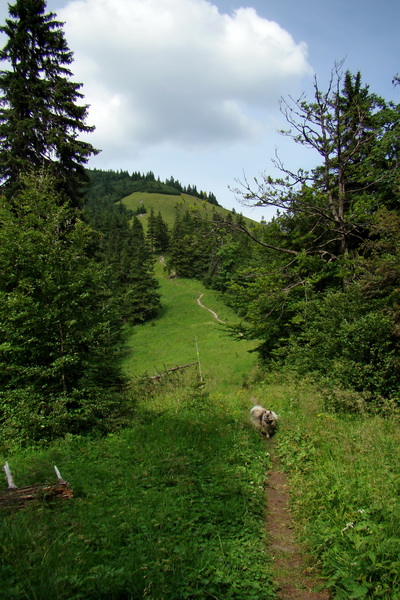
[0,0,99,205]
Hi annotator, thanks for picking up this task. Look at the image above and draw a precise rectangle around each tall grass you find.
[0,372,275,599]
[252,374,400,600]
[0,269,276,599]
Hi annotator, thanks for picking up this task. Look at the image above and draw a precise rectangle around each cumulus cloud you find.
[60,0,311,155]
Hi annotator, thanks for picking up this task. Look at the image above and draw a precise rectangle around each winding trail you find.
[196,293,226,324]
[159,259,329,597]
[267,442,330,600]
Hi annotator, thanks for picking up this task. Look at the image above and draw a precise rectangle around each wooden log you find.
[1,463,73,508]
[0,483,73,506]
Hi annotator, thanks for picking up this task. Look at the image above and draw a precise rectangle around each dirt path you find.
[266,443,330,600]
[196,293,226,324]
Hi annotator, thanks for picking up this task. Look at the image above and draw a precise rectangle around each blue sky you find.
[1,0,399,220]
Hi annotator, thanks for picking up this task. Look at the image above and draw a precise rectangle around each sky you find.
[0,0,399,221]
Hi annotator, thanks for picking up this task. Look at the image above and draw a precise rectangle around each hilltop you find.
[85,167,256,229]
[120,190,253,230]
[85,167,218,209]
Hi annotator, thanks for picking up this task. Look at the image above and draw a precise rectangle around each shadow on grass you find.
[0,378,275,600]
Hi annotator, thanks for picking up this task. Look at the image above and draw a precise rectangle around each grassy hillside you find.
[120,191,254,230]
[0,264,276,600]
[123,260,258,393]
[1,265,399,599]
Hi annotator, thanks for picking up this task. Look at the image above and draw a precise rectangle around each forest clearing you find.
[1,268,399,599]
[1,2,399,598]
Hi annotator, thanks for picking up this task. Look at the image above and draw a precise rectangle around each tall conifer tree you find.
[155,210,169,253]
[126,216,161,323]
[0,0,99,204]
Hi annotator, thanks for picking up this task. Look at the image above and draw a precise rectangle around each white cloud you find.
[60,0,312,155]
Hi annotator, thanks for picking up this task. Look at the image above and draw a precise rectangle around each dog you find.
[250,405,279,438]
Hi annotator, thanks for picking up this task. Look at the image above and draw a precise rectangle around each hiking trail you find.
[196,293,225,324]
[267,442,330,600]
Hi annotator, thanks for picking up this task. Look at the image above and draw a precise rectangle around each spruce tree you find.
[0,0,99,204]
[146,206,157,253]
[0,173,123,444]
[125,216,161,323]
[155,210,169,253]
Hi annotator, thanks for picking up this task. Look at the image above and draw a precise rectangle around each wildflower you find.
[342,522,354,533]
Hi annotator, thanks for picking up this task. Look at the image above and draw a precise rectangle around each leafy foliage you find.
[274,378,400,599]
[216,69,400,410]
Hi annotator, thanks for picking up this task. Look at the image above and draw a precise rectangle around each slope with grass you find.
[0,262,276,600]
[120,191,254,230]
[1,263,399,600]
[123,260,257,393]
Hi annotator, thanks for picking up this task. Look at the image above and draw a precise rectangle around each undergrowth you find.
[258,374,400,600]
[0,371,275,600]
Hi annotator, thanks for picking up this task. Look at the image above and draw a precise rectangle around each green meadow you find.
[0,265,276,600]
[120,191,254,231]
[0,265,399,599]
[123,260,258,393]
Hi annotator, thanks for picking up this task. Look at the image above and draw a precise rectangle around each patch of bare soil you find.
[266,443,331,600]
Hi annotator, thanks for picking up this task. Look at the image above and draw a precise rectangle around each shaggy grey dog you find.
[250,405,279,438]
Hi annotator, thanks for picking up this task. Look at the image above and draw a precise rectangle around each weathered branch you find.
[149,362,198,380]
[233,169,340,227]
[231,220,299,255]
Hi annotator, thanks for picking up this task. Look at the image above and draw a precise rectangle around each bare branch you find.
[226,219,299,256]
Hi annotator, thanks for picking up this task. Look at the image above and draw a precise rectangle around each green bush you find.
[0,385,135,451]
[280,288,400,408]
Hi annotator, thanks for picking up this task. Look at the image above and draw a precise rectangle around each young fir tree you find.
[167,210,195,277]
[0,0,99,205]
[0,174,123,445]
[155,210,169,253]
[146,206,157,253]
[124,216,161,323]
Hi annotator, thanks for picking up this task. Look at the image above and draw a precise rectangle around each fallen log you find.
[0,483,73,506]
[1,463,73,508]
[149,362,198,380]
